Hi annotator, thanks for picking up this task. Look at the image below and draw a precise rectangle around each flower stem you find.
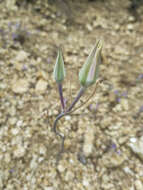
[58,83,65,111]
[53,112,66,163]
[66,86,86,112]
[53,86,86,163]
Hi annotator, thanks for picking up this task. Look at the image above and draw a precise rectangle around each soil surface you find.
[0,0,143,189]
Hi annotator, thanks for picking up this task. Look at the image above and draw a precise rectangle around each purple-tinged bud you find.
[79,40,103,88]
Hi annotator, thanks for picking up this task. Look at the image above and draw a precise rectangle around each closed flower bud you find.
[53,48,65,83]
[79,40,102,88]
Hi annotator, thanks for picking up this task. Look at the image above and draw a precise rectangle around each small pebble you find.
[11,128,19,135]
[130,137,137,143]
[128,16,135,22]
[44,187,54,190]
[16,120,23,127]
[83,179,90,187]
[65,115,71,121]
[9,117,17,125]
[15,50,29,62]
[135,180,143,190]
[13,145,26,158]
[12,79,29,94]
[128,136,143,161]
[127,24,134,31]
[35,79,47,92]
[57,165,66,173]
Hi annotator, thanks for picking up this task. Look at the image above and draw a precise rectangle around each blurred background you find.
[0,0,143,189]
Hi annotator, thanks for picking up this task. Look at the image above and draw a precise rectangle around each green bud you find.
[79,40,102,88]
[53,48,65,83]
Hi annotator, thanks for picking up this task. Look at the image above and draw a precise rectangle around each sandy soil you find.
[0,0,143,189]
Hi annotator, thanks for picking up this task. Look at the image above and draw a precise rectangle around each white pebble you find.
[123,167,133,175]
[57,165,65,173]
[38,157,44,163]
[9,117,17,125]
[130,137,137,143]
[127,24,134,31]
[30,155,38,169]
[65,115,71,121]
[16,120,23,127]
[39,145,46,155]
[13,145,26,158]
[83,179,90,187]
[44,187,54,190]
[15,50,29,62]
[135,180,143,190]
[11,128,19,135]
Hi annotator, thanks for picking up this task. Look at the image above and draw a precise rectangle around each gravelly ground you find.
[0,0,143,189]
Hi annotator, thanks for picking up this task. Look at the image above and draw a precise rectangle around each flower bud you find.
[53,48,65,83]
[79,40,102,88]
